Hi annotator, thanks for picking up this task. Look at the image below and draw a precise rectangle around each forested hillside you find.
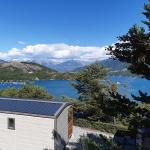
[0,61,76,81]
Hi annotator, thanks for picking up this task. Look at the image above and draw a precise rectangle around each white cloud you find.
[0,43,109,63]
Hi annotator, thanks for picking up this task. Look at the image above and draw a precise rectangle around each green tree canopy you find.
[73,63,108,102]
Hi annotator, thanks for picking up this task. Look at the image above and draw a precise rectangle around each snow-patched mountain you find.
[32,60,57,69]
[31,59,90,72]
[51,60,87,72]
[28,58,128,72]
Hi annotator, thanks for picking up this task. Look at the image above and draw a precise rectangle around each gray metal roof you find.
[0,97,70,118]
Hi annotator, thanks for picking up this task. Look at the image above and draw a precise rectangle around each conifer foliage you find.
[107,1,150,103]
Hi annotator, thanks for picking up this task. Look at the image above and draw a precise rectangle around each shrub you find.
[74,118,128,134]
[0,84,53,100]
[80,134,118,150]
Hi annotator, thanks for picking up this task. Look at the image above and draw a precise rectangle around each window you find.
[8,118,15,130]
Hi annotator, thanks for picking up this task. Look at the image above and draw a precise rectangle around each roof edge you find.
[0,97,72,118]
[54,103,72,118]
[0,110,56,119]
[0,97,66,104]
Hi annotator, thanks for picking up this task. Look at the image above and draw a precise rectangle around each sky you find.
[0,0,147,62]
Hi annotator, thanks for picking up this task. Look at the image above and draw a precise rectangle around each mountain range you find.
[49,60,85,72]
[71,59,129,72]
[31,59,90,72]
[0,58,129,73]
[31,59,128,72]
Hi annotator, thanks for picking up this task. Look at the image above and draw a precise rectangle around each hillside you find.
[73,58,133,76]
[100,58,129,71]
[73,58,128,72]
[0,62,75,81]
[100,59,134,76]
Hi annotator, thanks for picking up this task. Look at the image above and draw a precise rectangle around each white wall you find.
[0,113,55,150]
[55,107,69,150]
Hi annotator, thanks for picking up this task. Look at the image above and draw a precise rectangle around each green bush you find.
[74,118,128,134]
[80,134,118,150]
[0,85,53,100]
[0,88,18,97]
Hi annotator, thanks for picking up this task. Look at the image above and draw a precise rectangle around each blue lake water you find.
[0,76,150,99]
[108,76,150,99]
[0,80,78,99]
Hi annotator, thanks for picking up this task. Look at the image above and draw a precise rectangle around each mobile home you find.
[0,97,73,150]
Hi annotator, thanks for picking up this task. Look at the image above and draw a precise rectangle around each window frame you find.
[8,118,15,130]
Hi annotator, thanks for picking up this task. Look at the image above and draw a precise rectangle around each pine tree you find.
[73,63,108,103]
[105,1,150,134]
[143,2,150,29]
[107,1,150,103]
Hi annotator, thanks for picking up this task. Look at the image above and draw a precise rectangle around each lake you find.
[0,80,78,99]
[108,76,150,99]
[0,76,150,99]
